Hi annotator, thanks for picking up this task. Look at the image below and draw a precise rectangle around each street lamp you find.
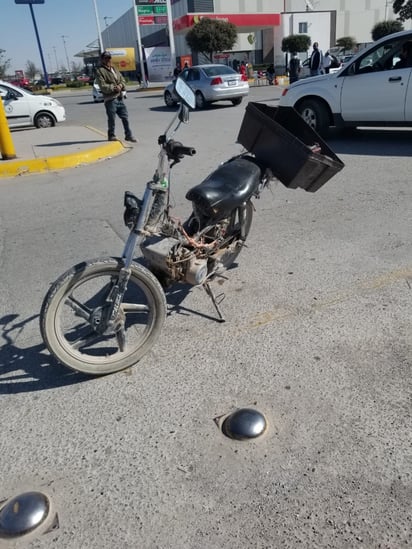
[61,35,70,72]
[14,0,50,88]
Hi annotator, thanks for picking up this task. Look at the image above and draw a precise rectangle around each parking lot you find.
[0,85,411,548]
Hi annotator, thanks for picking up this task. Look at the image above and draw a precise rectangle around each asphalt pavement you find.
[1,86,410,548]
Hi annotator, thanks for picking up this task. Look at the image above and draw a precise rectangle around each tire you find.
[297,99,329,136]
[217,200,254,270]
[34,112,55,128]
[231,98,243,106]
[40,258,166,375]
[195,91,207,109]
[164,90,176,107]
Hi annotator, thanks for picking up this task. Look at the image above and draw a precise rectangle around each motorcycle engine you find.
[141,236,208,286]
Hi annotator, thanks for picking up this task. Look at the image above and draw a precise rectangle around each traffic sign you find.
[15,0,45,3]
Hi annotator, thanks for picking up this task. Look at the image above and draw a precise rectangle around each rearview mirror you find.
[175,77,196,109]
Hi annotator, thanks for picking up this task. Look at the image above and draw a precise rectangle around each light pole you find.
[104,16,112,48]
[52,46,59,73]
[61,35,70,72]
[14,0,50,88]
[92,0,104,54]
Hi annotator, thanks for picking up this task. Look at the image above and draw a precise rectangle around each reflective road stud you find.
[0,491,50,538]
[221,408,267,440]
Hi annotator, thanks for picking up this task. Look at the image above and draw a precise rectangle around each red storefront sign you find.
[139,15,155,25]
[173,13,281,32]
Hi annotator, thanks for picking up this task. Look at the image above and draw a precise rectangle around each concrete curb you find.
[0,131,127,179]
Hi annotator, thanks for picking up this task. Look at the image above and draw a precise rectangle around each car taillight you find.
[281,88,288,96]
[210,77,223,85]
[241,74,248,82]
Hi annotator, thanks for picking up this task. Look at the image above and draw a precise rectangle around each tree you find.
[25,60,39,80]
[371,20,404,40]
[281,34,311,53]
[0,49,11,79]
[185,18,237,63]
[393,0,412,21]
[335,36,356,52]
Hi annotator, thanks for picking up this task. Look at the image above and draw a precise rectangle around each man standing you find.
[309,42,323,76]
[95,51,137,143]
[289,52,301,83]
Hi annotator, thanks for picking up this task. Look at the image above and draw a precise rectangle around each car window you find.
[0,85,23,98]
[352,38,407,74]
[179,69,190,81]
[187,69,201,82]
[203,66,237,77]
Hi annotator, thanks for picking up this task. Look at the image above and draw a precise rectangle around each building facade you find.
[99,0,411,75]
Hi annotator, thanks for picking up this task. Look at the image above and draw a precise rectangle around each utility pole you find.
[61,35,70,72]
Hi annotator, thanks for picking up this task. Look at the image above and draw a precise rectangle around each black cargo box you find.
[237,102,344,192]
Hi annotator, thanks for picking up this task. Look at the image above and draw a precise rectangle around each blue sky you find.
[2,0,134,75]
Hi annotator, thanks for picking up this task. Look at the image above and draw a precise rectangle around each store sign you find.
[145,46,172,82]
[139,15,155,25]
[104,48,136,72]
[135,0,166,4]
[137,4,166,14]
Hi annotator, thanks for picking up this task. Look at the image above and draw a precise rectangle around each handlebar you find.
[167,140,196,159]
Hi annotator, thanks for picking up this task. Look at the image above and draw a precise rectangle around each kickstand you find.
[203,282,226,322]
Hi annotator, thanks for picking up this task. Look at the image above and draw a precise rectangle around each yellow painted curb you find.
[0,141,126,179]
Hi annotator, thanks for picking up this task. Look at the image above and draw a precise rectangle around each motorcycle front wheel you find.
[40,258,166,375]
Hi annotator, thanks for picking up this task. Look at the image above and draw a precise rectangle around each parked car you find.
[279,30,412,135]
[0,80,66,129]
[92,80,127,103]
[340,54,354,67]
[300,54,341,78]
[164,64,249,109]
[92,80,104,102]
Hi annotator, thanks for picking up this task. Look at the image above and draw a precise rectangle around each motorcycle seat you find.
[186,157,261,219]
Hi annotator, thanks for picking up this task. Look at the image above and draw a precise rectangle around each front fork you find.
[97,183,165,334]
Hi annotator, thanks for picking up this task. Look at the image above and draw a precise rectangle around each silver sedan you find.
[164,64,249,109]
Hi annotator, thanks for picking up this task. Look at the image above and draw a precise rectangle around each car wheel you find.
[297,99,329,135]
[231,98,242,106]
[195,91,207,109]
[34,112,55,128]
[164,90,176,108]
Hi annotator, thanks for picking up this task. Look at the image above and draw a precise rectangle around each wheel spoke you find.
[121,302,150,313]
[70,328,103,351]
[65,294,92,321]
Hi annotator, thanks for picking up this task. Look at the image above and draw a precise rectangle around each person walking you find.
[95,51,137,143]
[309,42,323,76]
[266,63,275,85]
[322,51,332,74]
[288,53,301,84]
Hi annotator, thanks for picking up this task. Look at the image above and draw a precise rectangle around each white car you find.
[0,80,66,129]
[92,80,104,102]
[279,30,412,135]
[300,54,342,78]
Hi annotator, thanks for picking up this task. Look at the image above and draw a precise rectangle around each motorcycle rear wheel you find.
[40,258,166,375]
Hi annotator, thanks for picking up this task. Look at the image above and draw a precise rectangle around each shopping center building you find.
[78,0,411,77]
